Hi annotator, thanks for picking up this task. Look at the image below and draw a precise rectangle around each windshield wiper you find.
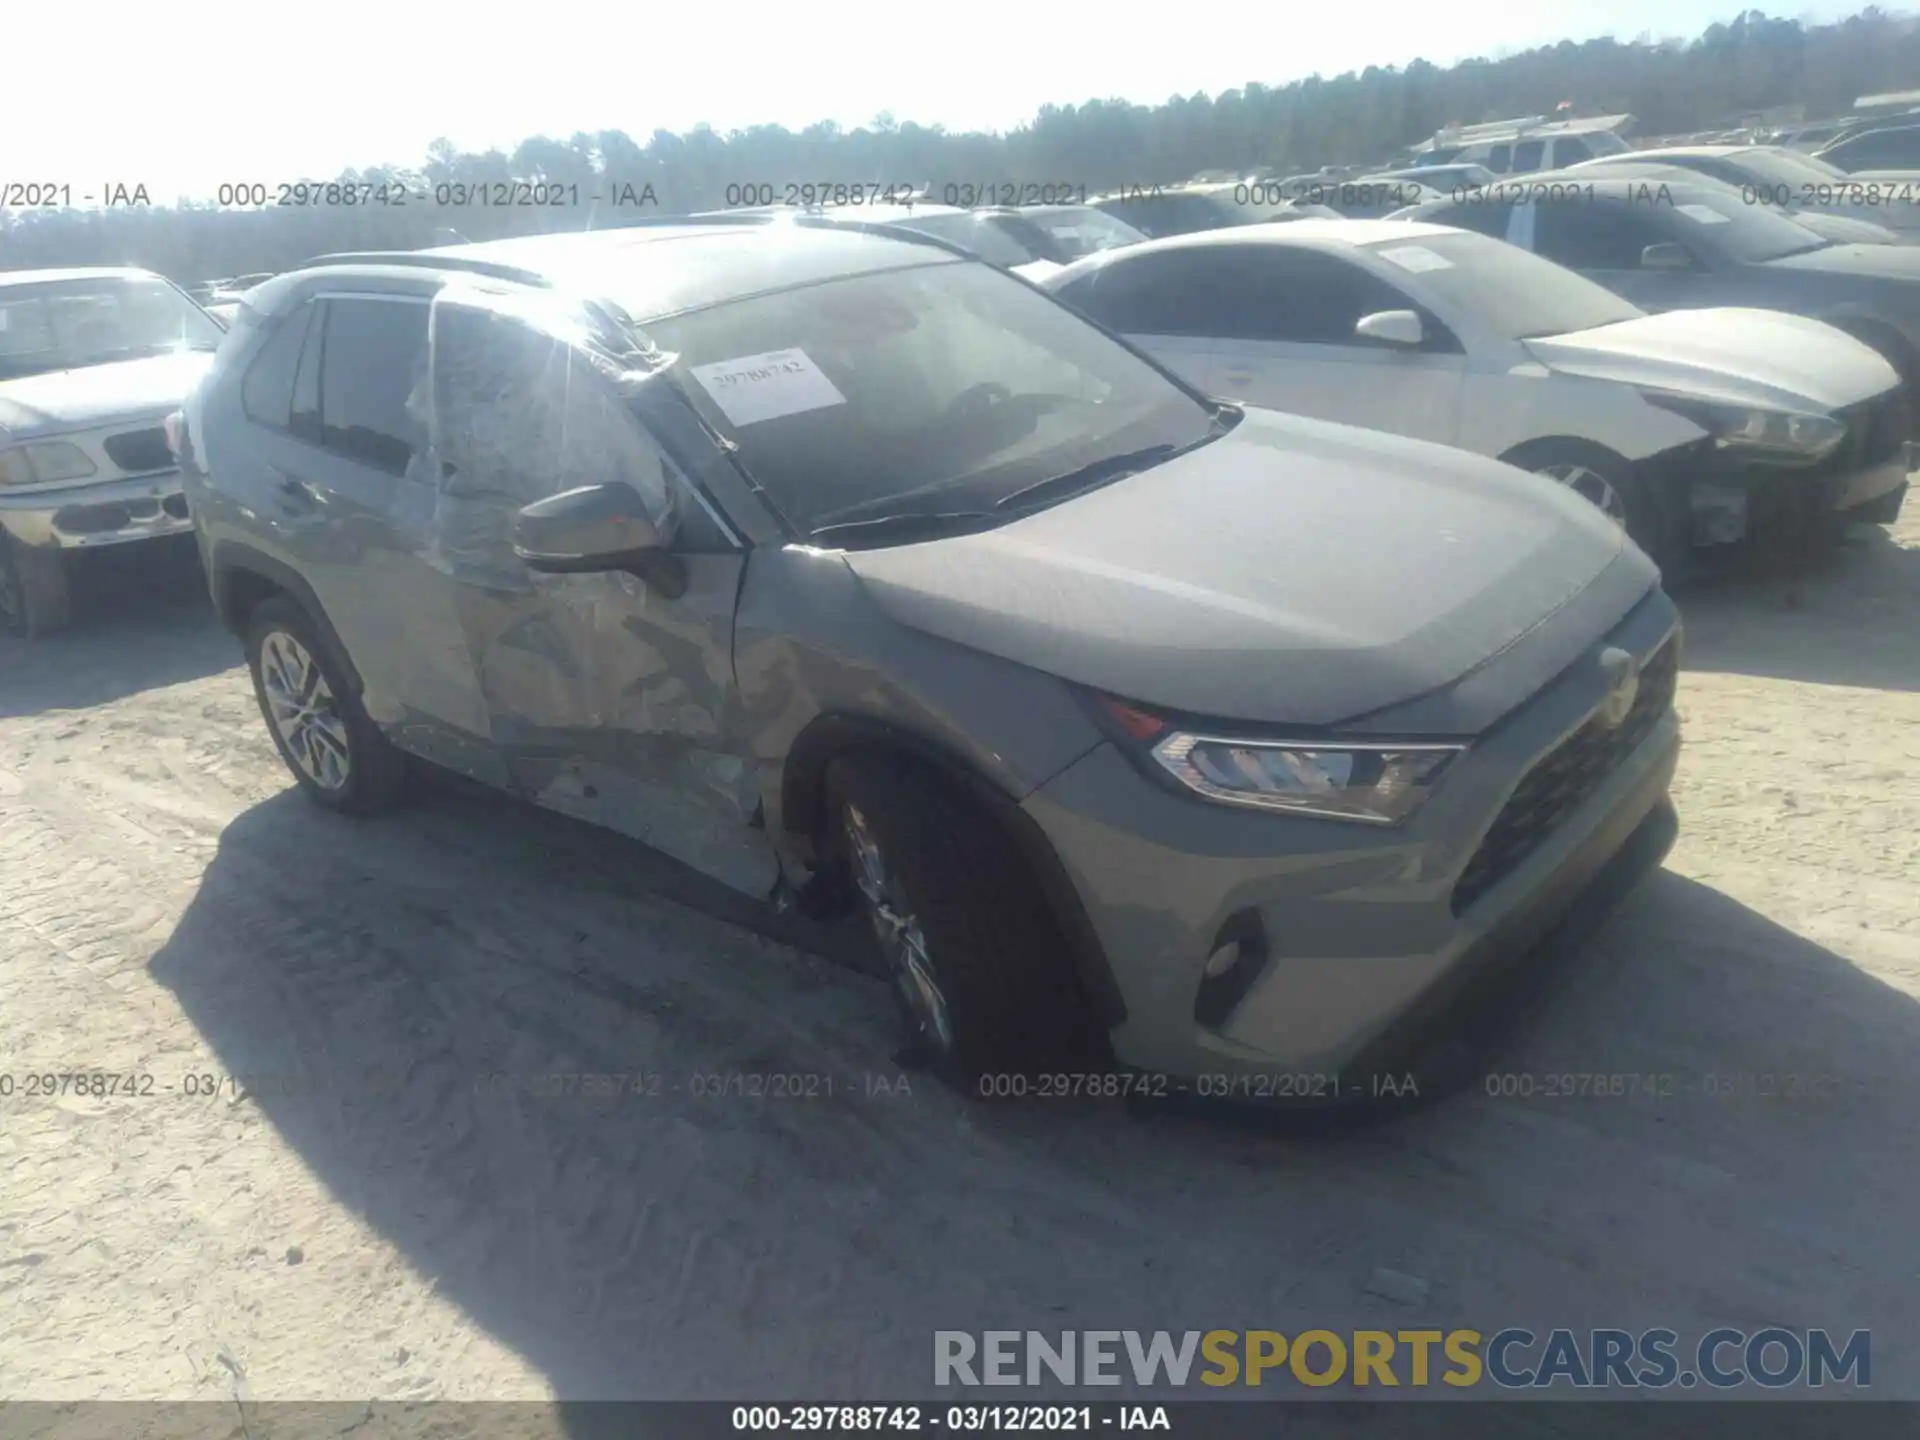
[806,510,1003,546]
[993,444,1178,513]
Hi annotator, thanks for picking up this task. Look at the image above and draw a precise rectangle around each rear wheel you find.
[0,535,73,638]
[823,754,1087,1091]
[244,595,408,814]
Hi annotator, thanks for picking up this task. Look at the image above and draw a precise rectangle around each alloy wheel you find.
[843,801,955,1054]
[1536,462,1629,527]
[259,630,352,791]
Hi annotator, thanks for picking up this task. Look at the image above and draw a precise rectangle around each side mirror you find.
[1354,309,1425,347]
[513,483,683,595]
[1640,242,1693,271]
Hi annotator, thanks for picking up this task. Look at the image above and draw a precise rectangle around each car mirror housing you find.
[1355,309,1425,347]
[1640,242,1693,271]
[513,482,668,573]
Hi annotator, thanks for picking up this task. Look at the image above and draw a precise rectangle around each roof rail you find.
[297,251,553,285]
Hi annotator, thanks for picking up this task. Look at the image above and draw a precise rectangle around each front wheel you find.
[244,595,408,814]
[824,754,1087,1091]
[0,535,73,638]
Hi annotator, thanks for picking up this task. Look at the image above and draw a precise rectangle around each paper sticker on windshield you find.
[1376,245,1454,273]
[690,348,846,426]
[1675,203,1731,225]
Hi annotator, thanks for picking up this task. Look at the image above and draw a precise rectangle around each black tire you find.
[0,535,73,638]
[824,753,1086,1091]
[1504,439,1676,573]
[244,594,409,814]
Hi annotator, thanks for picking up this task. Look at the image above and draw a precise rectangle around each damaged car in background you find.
[0,267,225,634]
[1050,219,1911,569]
[178,217,1681,1099]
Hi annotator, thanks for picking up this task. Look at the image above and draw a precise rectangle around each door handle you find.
[270,469,319,515]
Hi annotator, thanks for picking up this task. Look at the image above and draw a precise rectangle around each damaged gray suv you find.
[180,217,1681,1095]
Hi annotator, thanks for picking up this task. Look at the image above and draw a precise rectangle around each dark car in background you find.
[176,216,1680,1097]
[1402,176,1920,407]
[1569,144,1920,237]
[1817,122,1920,173]
[1550,162,1904,247]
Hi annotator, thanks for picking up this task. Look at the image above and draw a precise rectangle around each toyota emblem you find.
[1596,647,1640,729]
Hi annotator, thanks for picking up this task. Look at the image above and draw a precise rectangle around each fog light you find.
[1194,911,1270,1031]
[1203,941,1242,979]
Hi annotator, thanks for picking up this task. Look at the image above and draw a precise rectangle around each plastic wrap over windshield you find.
[417,281,680,587]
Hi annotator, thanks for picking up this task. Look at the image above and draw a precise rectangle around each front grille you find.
[102,427,172,474]
[1451,638,1678,916]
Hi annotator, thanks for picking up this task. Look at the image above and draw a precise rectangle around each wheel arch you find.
[210,542,364,697]
[783,712,1128,1030]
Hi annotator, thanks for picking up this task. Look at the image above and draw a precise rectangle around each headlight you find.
[1641,391,1845,462]
[0,441,99,485]
[1096,695,1463,825]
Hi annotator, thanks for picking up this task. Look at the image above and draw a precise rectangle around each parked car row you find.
[119,215,1689,1098]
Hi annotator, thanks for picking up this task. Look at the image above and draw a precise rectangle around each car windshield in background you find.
[891,213,1038,267]
[1104,192,1287,237]
[1723,148,1857,190]
[0,277,224,381]
[1658,187,1832,260]
[641,259,1215,540]
[1361,229,1645,340]
[1018,206,1147,258]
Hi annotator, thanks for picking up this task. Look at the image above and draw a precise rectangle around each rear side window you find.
[1512,140,1546,172]
[316,297,430,476]
[1554,136,1593,165]
[240,303,314,430]
[1534,200,1670,269]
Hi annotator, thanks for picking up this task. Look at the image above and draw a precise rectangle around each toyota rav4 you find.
[178,217,1682,1096]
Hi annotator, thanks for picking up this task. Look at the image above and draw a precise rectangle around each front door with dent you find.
[424,286,777,898]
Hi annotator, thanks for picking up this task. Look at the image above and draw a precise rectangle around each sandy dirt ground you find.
[0,522,1916,1411]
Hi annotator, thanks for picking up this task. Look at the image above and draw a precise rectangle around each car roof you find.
[1829,121,1920,141]
[1094,182,1245,201]
[1429,175,1723,203]
[1615,145,1747,160]
[303,220,966,323]
[0,266,162,288]
[1061,217,1461,266]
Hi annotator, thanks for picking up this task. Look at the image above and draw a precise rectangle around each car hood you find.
[1524,307,1899,411]
[1761,240,1920,279]
[0,351,215,441]
[841,407,1655,731]
[1794,211,1905,244]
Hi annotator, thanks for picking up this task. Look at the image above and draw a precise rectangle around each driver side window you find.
[1533,201,1673,270]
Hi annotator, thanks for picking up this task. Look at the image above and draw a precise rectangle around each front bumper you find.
[1021,592,1680,1086]
[1688,439,1914,547]
[0,470,193,550]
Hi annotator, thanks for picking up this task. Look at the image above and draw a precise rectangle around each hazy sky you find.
[6,0,1879,201]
